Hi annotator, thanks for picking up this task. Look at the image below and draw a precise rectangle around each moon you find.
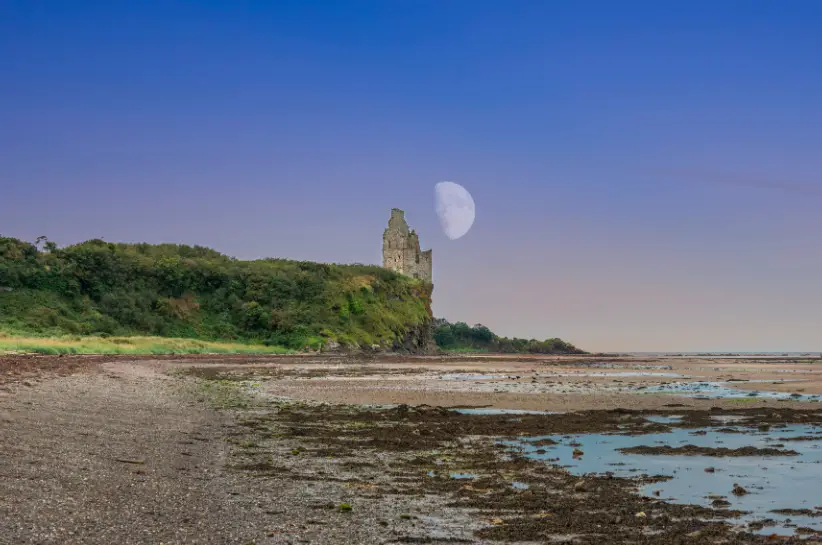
[434,181,475,240]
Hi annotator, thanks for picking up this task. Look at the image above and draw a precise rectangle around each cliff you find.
[0,237,434,353]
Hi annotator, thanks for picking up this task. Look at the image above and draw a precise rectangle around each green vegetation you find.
[0,235,583,355]
[0,236,432,351]
[192,376,255,410]
[0,333,290,355]
[432,318,586,354]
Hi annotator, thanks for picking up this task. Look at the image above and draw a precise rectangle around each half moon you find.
[435,181,476,240]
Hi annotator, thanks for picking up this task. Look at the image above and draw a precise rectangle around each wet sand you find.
[217,354,822,410]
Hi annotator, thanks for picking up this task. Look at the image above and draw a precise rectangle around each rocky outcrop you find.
[391,319,436,355]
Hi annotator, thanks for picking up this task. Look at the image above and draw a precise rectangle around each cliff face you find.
[390,282,435,355]
[0,237,435,352]
[391,320,435,354]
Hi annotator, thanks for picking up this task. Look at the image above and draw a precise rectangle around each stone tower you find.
[382,208,432,282]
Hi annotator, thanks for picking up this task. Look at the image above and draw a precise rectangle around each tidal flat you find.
[2,353,822,543]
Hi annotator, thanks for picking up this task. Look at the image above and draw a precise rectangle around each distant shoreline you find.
[619,352,821,358]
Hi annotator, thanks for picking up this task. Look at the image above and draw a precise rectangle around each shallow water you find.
[427,470,478,479]
[439,373,506,381]
[710,414,750,424]
[638,381,822,401]
[554,372,687,378]
[741,379,805,383]
[505,424,822,536]
[449,472,478,479]
[453,408,557,415]
[645,415,685,424]
[587,363,675,370]
[626,352,822,358]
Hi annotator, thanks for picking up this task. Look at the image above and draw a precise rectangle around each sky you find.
[1,1,821,352]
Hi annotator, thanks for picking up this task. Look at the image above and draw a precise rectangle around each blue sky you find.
[1,1,821,351]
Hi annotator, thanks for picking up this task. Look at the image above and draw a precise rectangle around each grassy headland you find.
[0,236,582,355]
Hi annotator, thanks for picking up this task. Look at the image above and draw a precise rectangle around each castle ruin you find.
[382,208,432,283]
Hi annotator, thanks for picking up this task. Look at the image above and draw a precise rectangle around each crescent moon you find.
[434,181,476,240]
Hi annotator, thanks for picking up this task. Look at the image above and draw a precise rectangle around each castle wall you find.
[382,208,432,283]
[417,250,432,282]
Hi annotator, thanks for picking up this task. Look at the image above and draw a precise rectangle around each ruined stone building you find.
[382,208,432,282]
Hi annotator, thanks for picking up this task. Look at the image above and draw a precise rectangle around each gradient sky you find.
[2,1,821,352]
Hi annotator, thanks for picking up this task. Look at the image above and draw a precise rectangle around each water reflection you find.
[505,424,822,536]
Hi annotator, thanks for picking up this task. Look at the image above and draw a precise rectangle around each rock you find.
[732,483,748,496]
[574,481,587,492]
[114,458,146,465]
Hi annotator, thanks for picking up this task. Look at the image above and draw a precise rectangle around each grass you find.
[444,347,491,354]
[0,332,294,355]
[190,375,258,410]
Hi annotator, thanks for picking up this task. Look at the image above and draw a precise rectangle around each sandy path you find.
[0,364,269,544]
[1,359,486,545]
